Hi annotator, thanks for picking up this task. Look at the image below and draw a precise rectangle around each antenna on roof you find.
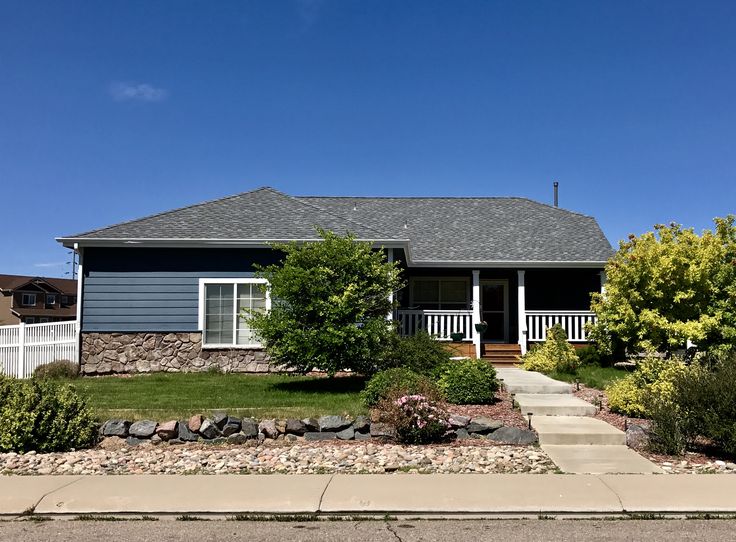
[553,181,559,208]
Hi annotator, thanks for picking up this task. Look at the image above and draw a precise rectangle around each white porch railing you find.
[0,320,79,378]
[396,310,474,341]
[526,311,596,343]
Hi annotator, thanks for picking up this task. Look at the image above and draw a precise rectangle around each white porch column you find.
[471,270,481,358]
[387,248,394,321]
[599,270,607,296]
[517,269,527,355]
[75,244,83,366]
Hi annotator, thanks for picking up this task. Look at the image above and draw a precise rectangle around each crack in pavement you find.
[385,521,403,542]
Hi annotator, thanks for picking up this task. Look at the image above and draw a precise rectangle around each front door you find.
[480,279,509,343]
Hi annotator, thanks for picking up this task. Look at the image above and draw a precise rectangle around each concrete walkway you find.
[496,368,661,474]
[2,474,736,518]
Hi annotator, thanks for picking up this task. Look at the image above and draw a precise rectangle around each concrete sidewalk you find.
[2,474,736,518]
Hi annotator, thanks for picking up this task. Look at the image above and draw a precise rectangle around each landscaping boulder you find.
[305,432,337,441]
[626,423,650,449]
[336,427,355,440]
[448,414,471,428]
[353,415,370,433]
[241,419,259,439]
[370,423,396,439]
[354,431,371,441]
[125,436,146,447]
[454,428,471,440]
[259,419,279,439]
[155,420,179,441]
[199,419,220,440]
[276,419,287,434]
[302,418,319,432]
[178,422,199,442]
[128,420,157,439]
[222,417,242,437]
[467,417,503,434]
[213,412,229,431]
[285,418,307,435]
[318,415,351,432]
[486,426,537,445]
[188,415,203,433]
[101,419,130,437]
[227,433,248,445]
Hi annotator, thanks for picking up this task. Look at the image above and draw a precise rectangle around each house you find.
[57,187,613,374]
[0,274,78,325]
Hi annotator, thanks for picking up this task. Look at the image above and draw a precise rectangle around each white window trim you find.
[21,293,36,306]
[409,276,471,310]
[198,278,270,349]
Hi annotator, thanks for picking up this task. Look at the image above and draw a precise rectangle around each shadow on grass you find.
[270,375,367,394]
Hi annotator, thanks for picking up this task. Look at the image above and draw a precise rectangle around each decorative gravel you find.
[0,439,556,476]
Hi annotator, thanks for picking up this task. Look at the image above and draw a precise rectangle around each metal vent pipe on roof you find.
[553,181,559,207]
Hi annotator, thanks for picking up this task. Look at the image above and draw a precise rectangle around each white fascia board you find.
[56,237,410,249]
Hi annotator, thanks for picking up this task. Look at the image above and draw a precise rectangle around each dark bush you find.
[0,375,97,453]
[576,345,614,367]
[361,367,441,408]
[381,331,452,376]
[436,358,499,405]
[33,360,80,379]
[647,356,736,456]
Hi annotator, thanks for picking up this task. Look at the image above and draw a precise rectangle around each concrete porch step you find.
[530,416,626,446]
[514,394,598,417]
[495,368,572,395]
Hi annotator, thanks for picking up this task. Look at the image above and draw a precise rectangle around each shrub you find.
[521,324,580,374]
[33,360,80,379]
[361,368,440,408]
[381,331,452,376]
[605,355,693,418]
[576,345,613,367]
[648,355,736,455]
[0,375,97,453]
[378,393,450,444]
[436,358,499,404]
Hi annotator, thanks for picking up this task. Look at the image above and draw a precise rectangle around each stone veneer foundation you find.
[81,332,273,375]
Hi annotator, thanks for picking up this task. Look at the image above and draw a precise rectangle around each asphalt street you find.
[1,519,735,542]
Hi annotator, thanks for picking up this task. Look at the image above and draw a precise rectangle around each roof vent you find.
[553,181,559,207]
[353,203,357,211]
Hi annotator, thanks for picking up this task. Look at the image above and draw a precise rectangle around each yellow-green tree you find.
[590,216,736,356]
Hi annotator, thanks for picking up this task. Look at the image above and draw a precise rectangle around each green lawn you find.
[67,373,367,421]
[548,365,629,390]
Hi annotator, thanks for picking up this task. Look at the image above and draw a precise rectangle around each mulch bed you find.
[447,389,530,431]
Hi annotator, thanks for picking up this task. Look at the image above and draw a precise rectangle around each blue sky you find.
[2,1,735,277]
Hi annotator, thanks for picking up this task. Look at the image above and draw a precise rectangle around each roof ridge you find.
[60,186,278,239]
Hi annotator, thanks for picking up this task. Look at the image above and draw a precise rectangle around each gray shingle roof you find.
[60,187,613,264]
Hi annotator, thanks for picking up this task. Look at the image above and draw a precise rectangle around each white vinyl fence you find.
[0,320,79,378]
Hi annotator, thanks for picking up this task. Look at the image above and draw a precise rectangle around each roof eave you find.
[56,237,411,249]
[408,260,609,269]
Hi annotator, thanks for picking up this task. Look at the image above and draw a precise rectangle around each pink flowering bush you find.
[381,394,450,444]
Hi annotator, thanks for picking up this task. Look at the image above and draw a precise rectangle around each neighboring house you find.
[0,274,78,325]
[57,187,613,375]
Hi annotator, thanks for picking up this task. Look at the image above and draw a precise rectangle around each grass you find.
[548,364,629,390]
[66,373,367,421]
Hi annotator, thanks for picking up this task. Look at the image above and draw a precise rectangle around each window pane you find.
[236,283,266,345]
[204,284,233,344]
[412,280,439,303]
[441,280,467,304]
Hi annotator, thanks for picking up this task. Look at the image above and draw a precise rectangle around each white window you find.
[46,294,56,305]
[410,277,469,310]
[21,293,36,306]
[198,278,270,348]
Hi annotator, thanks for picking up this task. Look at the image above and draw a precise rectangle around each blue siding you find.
[82,248,280,332]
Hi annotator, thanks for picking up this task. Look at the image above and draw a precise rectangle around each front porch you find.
[393,266,603,361]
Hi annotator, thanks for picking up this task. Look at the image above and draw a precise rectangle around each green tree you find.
[247,229,404,375]
[590,217,736,356]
